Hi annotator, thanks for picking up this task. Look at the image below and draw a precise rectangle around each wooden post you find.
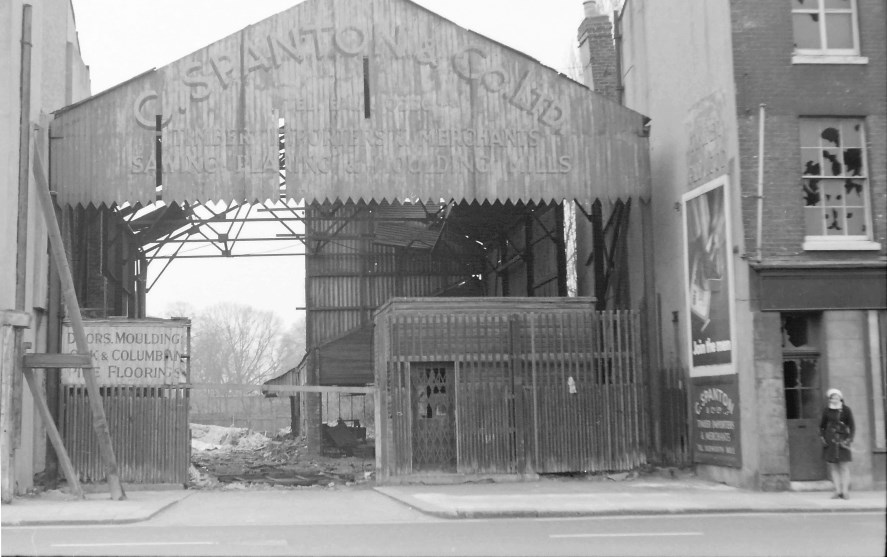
[525,215,535,296]
[290,394,300,436]
[1,312,29,503]
[32,141,126,500]
[43,243,62,488]
[508,316,528,473]
[591,200,606,309]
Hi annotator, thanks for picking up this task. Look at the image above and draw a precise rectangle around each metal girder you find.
[576,199,632,309]
[114,198,309,289]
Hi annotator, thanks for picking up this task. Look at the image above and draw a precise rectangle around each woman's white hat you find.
[827,388,843,400]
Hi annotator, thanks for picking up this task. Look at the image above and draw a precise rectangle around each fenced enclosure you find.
[374,298,648,480]
[190,384,376,442]
[190,384,294,435]
[61,385,189,484]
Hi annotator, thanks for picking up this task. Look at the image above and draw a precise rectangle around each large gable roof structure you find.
[50,0,650,208]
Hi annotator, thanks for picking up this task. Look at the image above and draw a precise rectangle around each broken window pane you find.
[823,0,851,8]
[793,14,822,49]
[800,119,868,240]
[822,180,844,206]
[820,125,841,146]
[782,314,811,348]
[801,148,821,174]
[844,180,864,201]
[802,179,821,206]
[825,13,854,49]
[822,150,842,175]
[843,148,863,175]
[826,208,845,233]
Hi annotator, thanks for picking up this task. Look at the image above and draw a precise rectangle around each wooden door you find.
[784,357,826,480]
[411,363,456,472]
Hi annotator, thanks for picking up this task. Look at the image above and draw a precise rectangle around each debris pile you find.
[189,423,374,490]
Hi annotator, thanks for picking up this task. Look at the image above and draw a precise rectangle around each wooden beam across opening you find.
[190,383,376,395]
[22,354,92,369]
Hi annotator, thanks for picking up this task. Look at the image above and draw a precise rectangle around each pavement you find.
[1,475,884,527]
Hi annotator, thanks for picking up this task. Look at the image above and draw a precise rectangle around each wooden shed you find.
[373,298,646,481]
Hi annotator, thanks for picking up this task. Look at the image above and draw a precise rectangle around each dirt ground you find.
[189,424,376,490]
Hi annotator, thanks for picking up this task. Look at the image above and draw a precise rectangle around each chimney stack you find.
[578,1,618,101]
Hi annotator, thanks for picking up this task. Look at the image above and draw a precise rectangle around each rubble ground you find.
[189,423,375,490]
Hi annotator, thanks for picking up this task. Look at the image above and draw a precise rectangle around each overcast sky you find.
[68,0,600,324]
[71,0,592,92]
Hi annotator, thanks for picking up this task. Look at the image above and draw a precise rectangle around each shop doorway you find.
[782,313,826,481]
[411,362,456,472]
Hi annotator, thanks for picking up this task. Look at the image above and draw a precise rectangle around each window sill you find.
[802,239,882,251]
[792,54,869,65]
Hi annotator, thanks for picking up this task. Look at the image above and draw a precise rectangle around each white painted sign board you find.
[61,319,190,385]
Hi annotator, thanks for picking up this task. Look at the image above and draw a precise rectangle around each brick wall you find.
[731,0,887,263]
[578,15,618,101]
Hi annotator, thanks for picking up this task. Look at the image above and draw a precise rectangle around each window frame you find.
[791,0,862,57]
[799,117,878,251]
[781,313,823,421]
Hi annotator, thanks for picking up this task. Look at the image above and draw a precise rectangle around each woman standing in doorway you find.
[820,388,855,499]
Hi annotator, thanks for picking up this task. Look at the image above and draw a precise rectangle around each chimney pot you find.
[584,0,602,18]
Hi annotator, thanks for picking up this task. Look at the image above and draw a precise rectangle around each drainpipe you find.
[16,4,33,312]
[756,104,766,263]
[613,9,624,105]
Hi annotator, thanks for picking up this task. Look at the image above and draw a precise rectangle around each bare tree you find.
[276,313,307,373]
[190,303,284,385]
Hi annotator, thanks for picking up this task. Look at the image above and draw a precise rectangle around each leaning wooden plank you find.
[22,370,83,498]
[32,140,126,501]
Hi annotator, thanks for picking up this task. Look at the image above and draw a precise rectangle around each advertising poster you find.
[683,176,735,376]
[691,375,742,467]
[61,319,190,386]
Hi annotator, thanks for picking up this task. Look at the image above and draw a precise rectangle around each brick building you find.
[585,0,886,489]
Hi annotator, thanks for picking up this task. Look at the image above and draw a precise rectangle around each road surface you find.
[2,510,884,556]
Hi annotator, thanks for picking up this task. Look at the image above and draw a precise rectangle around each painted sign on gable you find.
[50,0,650,208]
